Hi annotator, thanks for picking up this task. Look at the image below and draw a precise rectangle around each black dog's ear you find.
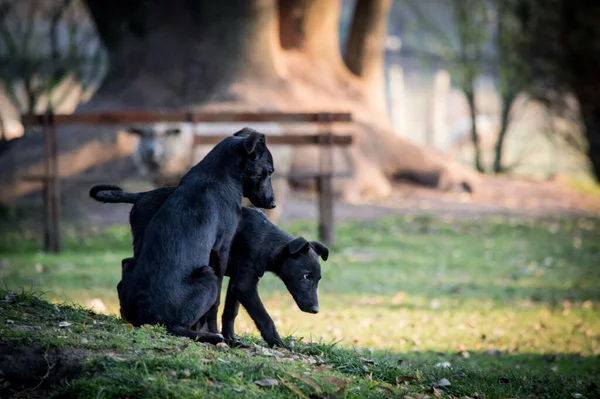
[310,241,329,261]
[287,237,310,256]
[234,128,265,158]
[165,128,181,136]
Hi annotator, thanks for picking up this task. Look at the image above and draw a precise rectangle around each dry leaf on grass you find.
[284,371,322,393]
[358,357,377,365]
[281,379,309,399]
[396,375,417,385]
[436,378,451,387]
[255,378,279,387]
[58,321,72,328]
[320,376,347,392]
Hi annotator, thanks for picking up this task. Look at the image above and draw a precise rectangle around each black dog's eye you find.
[303,274,312,280]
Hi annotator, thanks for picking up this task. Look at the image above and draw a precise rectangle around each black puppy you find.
[222,206,328,347]
[90,188,328,347]
[110,128,275,343]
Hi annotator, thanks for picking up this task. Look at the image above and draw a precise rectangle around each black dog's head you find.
[234,128,276,209]
[278,237,329,314]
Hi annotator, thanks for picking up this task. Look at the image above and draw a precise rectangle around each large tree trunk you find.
[279,0,343,62]
[344,0,391,119]
[84,0,284,110]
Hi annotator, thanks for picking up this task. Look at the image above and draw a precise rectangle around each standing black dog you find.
[114,128,275,343]
[90,192,328,347]
[221,206,328,347]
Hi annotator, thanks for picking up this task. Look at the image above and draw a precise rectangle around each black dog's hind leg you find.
[221,277,241,341]
[162,265,228,346]
[205,251,227,334]
[118,257,137,322]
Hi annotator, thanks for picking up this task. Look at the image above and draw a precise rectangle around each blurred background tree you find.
[515,0,600,181]
[0,0,105,140]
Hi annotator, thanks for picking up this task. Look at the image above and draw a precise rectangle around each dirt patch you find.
[0,342,90,398]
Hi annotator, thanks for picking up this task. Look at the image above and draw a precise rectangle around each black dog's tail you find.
[89,184,141,204]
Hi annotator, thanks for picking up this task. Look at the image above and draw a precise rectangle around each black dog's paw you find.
[267,339,290,350]
[226,339,249,349]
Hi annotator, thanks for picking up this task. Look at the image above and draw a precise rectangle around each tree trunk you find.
[84,0,283,110]
[464,88,484,173]
[493,92,516,174]
[344,0,391,118]
[279,0,342,62]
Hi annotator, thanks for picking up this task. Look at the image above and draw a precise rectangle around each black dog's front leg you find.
[236,278,286,348]
[221,278,240,341]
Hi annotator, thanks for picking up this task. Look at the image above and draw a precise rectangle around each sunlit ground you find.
[2,215,599,377]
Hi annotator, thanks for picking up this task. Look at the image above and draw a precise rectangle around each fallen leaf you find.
[434,362,451,369]
[6,319,14,325]
[378,386,396,395]
[206,378,215,386]
[107,352,126,362]
[165,370,177,377]
[182,368,190,377]
[255,378,279,387]
[358,357,376,365]
[437,378,451,387]
[180,342,190,351]
[58,321,72,328]
[123,323,134,330]
[320,376,347,392]
[281,379,309,399]
[284,371,322,393]
[396,375,417,385]
[431,386,441,398]
[571,394,582,399]
[216,342,229,349]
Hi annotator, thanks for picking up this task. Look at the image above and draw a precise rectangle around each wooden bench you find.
[21,111,354,252]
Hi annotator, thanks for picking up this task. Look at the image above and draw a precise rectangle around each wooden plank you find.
[21,111,353,126]
[17,171,353,183]
[193,134,353,146]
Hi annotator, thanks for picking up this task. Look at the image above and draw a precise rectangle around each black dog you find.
[222,206,328,347]
[90,190,328,347]
[105,128,275,343]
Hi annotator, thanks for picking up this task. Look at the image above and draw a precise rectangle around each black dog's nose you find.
[309,305,319,314]
[269,200,276,209]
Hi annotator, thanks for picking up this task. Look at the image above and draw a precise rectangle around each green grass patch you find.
[1,215,599,398]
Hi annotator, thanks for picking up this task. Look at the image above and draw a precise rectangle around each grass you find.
[1,214,599,398]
